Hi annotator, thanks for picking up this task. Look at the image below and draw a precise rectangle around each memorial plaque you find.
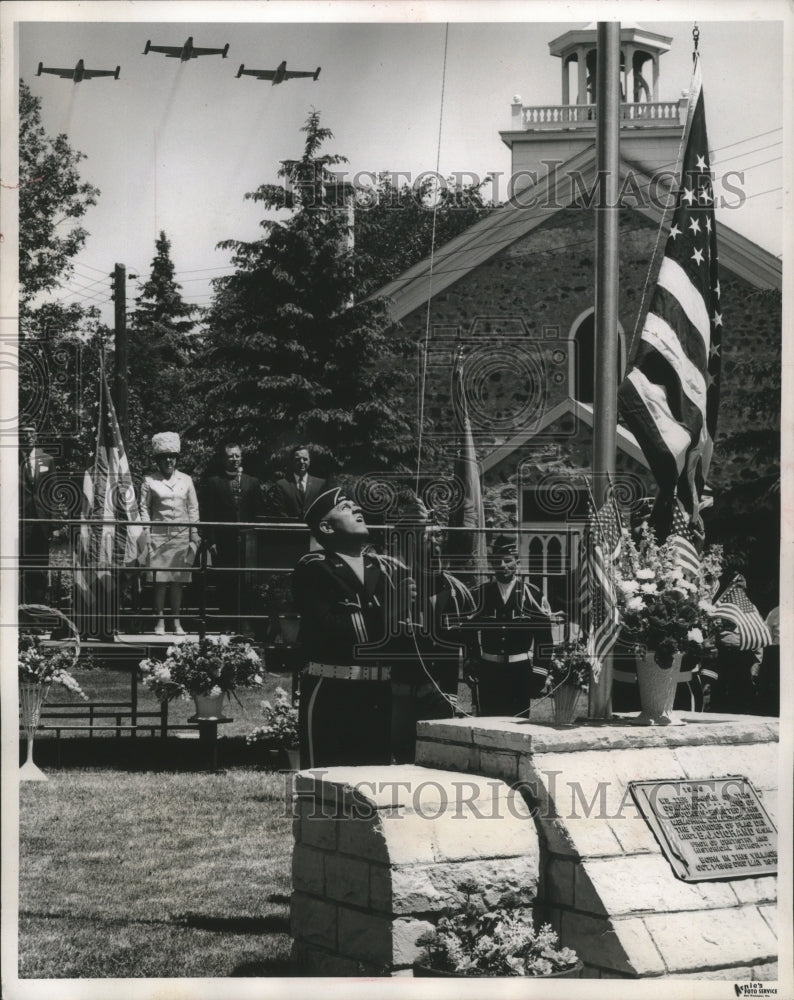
[629,776,777,882]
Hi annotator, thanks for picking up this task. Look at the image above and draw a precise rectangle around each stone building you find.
[374,23,781,611]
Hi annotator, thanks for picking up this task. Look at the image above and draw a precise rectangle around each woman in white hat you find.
[139,432,199,635]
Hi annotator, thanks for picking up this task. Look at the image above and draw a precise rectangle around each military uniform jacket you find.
[469,577,554,671]
[292,549,411,666]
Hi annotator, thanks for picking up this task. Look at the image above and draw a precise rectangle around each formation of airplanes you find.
[37,38,321,85]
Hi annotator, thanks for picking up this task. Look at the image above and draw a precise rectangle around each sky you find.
[6,3,787,328]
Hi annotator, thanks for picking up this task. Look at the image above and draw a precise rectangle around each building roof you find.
[481,396,649,474]
[371,146,781,323]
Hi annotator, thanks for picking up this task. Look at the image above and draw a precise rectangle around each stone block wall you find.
[415,713,779,980]
[290,763,540,975]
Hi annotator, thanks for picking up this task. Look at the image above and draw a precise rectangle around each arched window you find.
[569,308,626,404]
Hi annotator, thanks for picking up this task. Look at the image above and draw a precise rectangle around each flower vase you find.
[19,681,50,781]
[635,649,683,726]
[285,748,301,771]
[552,684,581,726]
[193,692,226,719]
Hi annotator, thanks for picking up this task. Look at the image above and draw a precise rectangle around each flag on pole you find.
[446,347,487,579]
[618,55,722,524]
[709,574,772,651]
[668,501,701,580]
[579,495,623,682]
[73,368,146,638]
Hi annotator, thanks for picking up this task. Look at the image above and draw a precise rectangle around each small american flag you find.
[669,501,701,580]
[580,496,622,682]
[709,575,772,651]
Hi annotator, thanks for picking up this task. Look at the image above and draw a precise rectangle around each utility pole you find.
[111,263,129,440]
[588,21,621,720]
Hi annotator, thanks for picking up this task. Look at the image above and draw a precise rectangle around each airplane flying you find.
[143,36,229,61]
[37,60,120,83]
[236,60,321,85]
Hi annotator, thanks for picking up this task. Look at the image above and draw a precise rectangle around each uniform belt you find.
[479,651,533,664]
[306,661,391,682]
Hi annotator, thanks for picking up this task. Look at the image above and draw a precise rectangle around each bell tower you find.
[501,23,686,184]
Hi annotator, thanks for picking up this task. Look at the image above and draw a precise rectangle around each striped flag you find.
[668,501,701,580]
[73,370,146,638]
[446,347,487,580]
[579,496,622,682]
[709,575,772,651]
[618,55,721,524]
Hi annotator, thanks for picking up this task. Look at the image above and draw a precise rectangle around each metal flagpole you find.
[588,22,621,720]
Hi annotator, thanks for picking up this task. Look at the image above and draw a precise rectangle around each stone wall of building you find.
[392,205,781,497]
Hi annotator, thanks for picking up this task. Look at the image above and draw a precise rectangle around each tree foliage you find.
[127,231,200,467]
[19,80,100,310]
[18,79,107,470]
[354,173,493,297]
[191,110,417,476]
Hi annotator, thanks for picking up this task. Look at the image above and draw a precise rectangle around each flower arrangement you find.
[416,880,578,977]
[139,635,264,702]
[246,687,299,750]
[615,522,723,667]
[18,633,87,700]
[547,638,591,691]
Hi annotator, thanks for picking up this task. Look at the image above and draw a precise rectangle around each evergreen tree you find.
[191,110,416,476]
[128,232,199,465]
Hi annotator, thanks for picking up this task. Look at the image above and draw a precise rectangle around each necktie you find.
[297,478,306,502]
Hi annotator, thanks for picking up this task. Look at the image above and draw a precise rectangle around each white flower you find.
[618,580,639,596]
[252,674,263,685]
[698,599,715,614]
[687,628,704,644]
[218,635,231,647]
[636,568,655,581]
[209,685,223,697]
[245,648,261,663]
[640,582,658,595]
[627,596,645,611]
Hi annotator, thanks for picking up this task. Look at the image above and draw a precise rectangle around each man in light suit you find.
[18,424,58,605]
[272,446,327,521]
[200,440,265,632]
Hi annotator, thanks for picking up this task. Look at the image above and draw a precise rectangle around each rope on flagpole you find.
[415,22,450,495]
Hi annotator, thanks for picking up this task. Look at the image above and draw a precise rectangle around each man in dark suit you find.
[200,440,265,632]
[292,487,415,768]
[19,424,58,605]
[467,535,556,718]
[272,446,327,521]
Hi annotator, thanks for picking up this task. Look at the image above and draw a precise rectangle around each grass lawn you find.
[19,768,295,978]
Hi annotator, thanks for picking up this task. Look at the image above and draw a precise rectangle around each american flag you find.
[446,346,487,581]
[668,501,701,580]
[618,55,721,523]
[579,496,622,682]
[73,370,146,638]
[709,575,772,651]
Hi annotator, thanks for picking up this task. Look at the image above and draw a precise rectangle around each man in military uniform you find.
[292,487,415,768]
[388,497,476,763]
[468,536,555,717]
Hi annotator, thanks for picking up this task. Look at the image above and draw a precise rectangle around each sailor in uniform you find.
[292,487,415,768]
[468,535,555,717]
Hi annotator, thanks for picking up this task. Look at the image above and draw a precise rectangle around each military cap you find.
[304,486,351,533]
[491,534,518,556]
